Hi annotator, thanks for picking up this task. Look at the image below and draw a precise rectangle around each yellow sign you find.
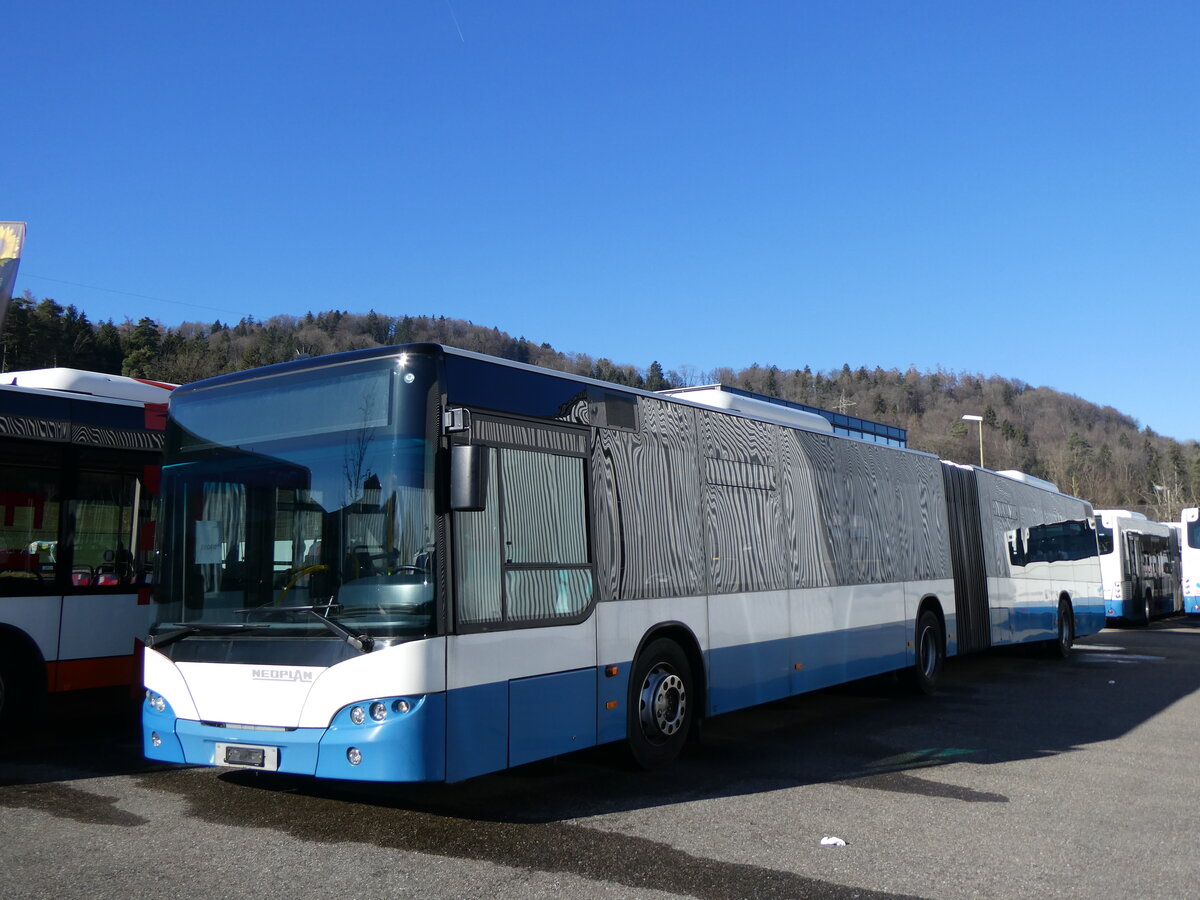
[0,221,27,332]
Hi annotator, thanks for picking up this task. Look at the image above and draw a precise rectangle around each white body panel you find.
[595,595,709,663]
[709,590,790,651]
[58,593,152,660]
[447,617,597,690]
[0,595,61,660]
[146,639,449,728]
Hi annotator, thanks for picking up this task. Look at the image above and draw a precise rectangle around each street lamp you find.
[962,414,984,468]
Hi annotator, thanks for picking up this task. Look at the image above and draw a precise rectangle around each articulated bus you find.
[1181,508,1200,615]
[1093,509,1181,625]
[0,368,172,732]
[142,344,1104,782]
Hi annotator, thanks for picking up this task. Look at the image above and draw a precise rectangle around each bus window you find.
[73,468,145,587]
[454,445,593,627]
[0,463,61,594]
[500,448,591,621]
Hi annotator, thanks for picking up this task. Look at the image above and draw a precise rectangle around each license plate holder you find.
[216,742,279,771]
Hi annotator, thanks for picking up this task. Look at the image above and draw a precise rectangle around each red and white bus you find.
[0,368,172,731]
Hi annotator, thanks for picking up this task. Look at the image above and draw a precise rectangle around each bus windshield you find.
[1094,517,1114,555]
[152,354,438,643]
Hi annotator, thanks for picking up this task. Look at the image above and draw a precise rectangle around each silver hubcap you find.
[639,665,686,743]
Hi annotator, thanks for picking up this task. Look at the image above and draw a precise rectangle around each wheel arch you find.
[0,624,47,673]
[916,594,946,642]
[0,623,50,724]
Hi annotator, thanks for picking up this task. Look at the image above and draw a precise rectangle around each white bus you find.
[1181,508,1200,615]
[0,368,173,732]
[1093,509,1181,625]
[142,345,1104,782]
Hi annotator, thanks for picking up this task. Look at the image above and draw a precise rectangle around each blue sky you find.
[8,2,1199,440]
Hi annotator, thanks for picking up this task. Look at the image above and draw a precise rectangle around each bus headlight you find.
[341,697,417,727]
[145,691,167,713]
[347,747,363,766]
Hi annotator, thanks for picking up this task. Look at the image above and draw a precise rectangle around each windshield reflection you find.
[154,357,437,642]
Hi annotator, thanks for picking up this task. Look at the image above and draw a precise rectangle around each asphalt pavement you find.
[2,618,1198,899]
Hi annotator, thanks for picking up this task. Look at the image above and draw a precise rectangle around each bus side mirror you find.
[450,444,489,512]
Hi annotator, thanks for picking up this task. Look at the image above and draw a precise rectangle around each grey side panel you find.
[789,431,950,587]
[777,430,836,588]
[589,396,952,602]
[700,410,785,594]
[590,398,706,603]
[473,418,587,455]
[974,472,1092,577]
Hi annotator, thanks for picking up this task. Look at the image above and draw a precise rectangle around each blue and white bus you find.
[1180,508,1200,615]
[1093,509,1181,625]
[143,344,1104,782]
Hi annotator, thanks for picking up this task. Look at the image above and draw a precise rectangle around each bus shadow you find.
[0,688,152,785]
[206,618,1200,824]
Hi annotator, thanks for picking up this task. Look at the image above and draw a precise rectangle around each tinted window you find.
[0,460,61,594]
[454,444,593,628]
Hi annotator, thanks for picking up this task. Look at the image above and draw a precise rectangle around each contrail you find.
[445,0,465,42]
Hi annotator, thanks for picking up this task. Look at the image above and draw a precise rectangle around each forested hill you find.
[4,293,1197,520]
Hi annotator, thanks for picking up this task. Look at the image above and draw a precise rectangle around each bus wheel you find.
[628,638,693,770]
[1045,599,1074,659]
[1139,592,1152,627]
[905,610,944,695]
[0,641,41,736]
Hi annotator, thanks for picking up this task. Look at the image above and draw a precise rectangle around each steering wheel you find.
[275,564,330,606]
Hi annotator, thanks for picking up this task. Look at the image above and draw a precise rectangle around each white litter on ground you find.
[820,836,847,847]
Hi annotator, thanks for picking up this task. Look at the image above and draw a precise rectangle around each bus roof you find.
[2,367,174,404]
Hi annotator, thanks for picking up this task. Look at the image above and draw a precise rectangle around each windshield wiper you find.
[147,623,263,650]
[302,609,372,652]
[307,607,374,653]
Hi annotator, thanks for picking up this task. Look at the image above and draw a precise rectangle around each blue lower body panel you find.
[707,622,908,716]
[444,667,600,781]
[1073,596,1106,637]
[143,694,446,782]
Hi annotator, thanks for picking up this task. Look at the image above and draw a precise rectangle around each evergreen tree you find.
[645,361,668,391]
[121,317,163,378]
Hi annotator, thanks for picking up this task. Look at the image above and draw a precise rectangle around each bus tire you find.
[0,637,44,737]
[627,638,693,770]
[1045,599,1074,659]
[1138,591,1152,627]
[904,609,944,695]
